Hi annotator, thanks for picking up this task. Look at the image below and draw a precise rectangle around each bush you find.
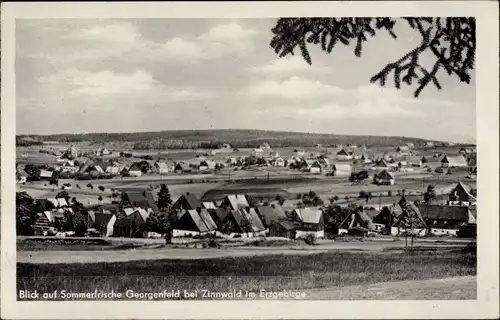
[304,233,317,245]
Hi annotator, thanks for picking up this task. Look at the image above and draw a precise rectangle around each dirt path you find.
[301,276,476,300]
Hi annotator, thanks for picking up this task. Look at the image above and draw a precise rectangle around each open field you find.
[16,236,474,263]
[17,249,476,300]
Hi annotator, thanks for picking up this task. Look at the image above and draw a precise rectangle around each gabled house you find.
[222,209,265,235]
[255,205,287,228]
[374,170,395,185]
[441,155,468,168]
[152,162,170,174]
[293,208,325,239]
[88,211,116,236]
[199,160,216,171]
[396,146,410,155]
[270,157,286,167]
[405,156,423,167]
[338,210,376,235]
[172,193,202,211]
[448,182,477,206]
[222,194,250,211]
[113,209,149,238]
[336,149,353,160]
[176,209,211,234]
[269,220,296,239]
[128,163,143,177]
[174,162,191,173]
[331,163,352,176]
[120,190,159,213]
[373,204,403,233]
[309,160,323,173]
[418,204,476,236]
[390,203,428,237]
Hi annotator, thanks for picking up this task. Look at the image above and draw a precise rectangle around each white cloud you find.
[152,22,257,63]
[199,22,257,42]
[67,21,141,44]
[247,76,344,98]
[250,56,331,74]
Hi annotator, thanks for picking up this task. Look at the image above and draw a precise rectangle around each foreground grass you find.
[17,250,475,300]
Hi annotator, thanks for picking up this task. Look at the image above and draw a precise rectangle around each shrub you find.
[304,233,317,245]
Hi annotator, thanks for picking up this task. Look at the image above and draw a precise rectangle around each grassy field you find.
[17,249,475,300]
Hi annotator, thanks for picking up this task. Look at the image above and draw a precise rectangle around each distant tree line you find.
[17,129,432,150]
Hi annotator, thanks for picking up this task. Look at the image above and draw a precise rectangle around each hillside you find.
[17,129,440,149]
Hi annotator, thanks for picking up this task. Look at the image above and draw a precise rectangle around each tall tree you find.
[270,18,475,98]
[156,184,173,212]
[423,185,437,203]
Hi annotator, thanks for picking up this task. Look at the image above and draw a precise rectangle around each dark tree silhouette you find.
[270,17,475,97]
[157,184,173,212]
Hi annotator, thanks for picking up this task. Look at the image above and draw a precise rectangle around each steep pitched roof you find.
[201,201,217,209]
[90,212,114,227]
[154,162,169,170]
[128,162,142,172]
[209,208,230,223]
[294,208,323,224]
[418,204,470,221]
[339,210,375,230]
[441,155,468,166]
[173,193,202,210]
[271,220,296,230]
[244,208,266,232]
[198,209,218,231]
[225,194,249,210]
[376,170,394,180]
[450,182,476,202]
[256,206,287,226]
[186,209,209,232]
[121,190,159,212]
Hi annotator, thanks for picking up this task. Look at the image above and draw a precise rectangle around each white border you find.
[1,1,499,319]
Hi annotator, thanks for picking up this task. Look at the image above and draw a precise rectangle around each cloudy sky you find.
[16,18,475,143]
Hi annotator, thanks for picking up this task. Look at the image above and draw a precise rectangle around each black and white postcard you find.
[1,1,499,319]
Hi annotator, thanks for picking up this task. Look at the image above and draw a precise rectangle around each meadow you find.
[17,249,476,300]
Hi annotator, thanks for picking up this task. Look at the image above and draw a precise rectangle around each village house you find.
[390,203,428,237]
[441,155,468,168]
[32,211,66,235]
[292,208,325,239]
[255,205,288,228]
[308,160,323,173]
[331,163,352,176]
[336,149,353,160]
[199,160,216,171]
[207,208,230,229]
[174,162,191,173]
[120,190,159,213]
[176,209,218,234]
[222,208,266,236]
[222,194,250,211]
[127,163,143,177]
[404,156,423,167]
[338,209,376,236]
[172,193,202,211]
[418,204,476,236]
[396,146,411,155]
[448,182,477,206]
[39,169,54,181]
[113,207,151,238]
[459,147,476,155]
[269,156,286,167]
[293,149,305,157]
[372,204,403,234]
[373,170,395,185]
[88,211,116,236]
[152,162,170,174]
[268,220,296,239]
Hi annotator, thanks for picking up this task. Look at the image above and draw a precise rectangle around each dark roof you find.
[90,212,114,227]
[128,162,142,171]
[256,206,288,226]
[271,220,296,230]
[418,204,470,221]
[122,190,159,212]
[209,208,230,222]
[376,170,394,180]
[174,193,202,210]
